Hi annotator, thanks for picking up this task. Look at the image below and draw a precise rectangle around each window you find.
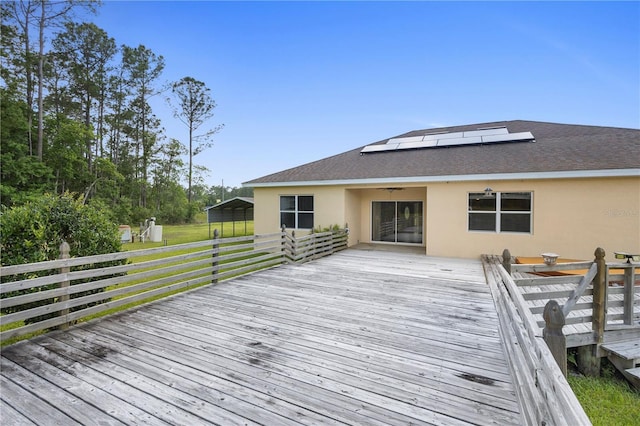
[468,192,532,233]
[280,195,314,229]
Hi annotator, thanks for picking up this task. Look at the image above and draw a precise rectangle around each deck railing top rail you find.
[511,260,595,273]
[0,232,285,277]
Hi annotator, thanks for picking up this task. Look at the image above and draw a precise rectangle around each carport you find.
[205,197,254,237]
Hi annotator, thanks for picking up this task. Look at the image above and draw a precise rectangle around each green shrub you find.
[0,192,123,324]
[313,224,342,233]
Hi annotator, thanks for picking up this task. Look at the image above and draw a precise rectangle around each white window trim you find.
[467,192,533,234]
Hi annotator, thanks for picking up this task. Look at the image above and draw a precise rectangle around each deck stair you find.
[600,340,640,390]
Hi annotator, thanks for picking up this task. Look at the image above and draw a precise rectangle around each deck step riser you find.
[620,368,640,391]
[601,340,640,390]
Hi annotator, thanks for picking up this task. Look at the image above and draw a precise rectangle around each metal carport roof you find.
[205,197,254,237]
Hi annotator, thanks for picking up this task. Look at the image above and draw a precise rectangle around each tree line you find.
[1,1,241,225]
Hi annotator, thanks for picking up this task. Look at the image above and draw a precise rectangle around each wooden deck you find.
[1,249,523,425]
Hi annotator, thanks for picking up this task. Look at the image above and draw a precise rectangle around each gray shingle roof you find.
[244,120,640,185]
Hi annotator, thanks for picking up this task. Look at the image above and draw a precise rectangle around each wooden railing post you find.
[330,229,337,255]
[578,247,606,376]
[543,300,567,377]
[212,229,219,284]
[344,223,349,248]
[281,225,287,261]
[592,247,606,341]
[291,230,297,262]
[57,241,71,330]
[623,263,635,325]
[502,249,512,274]
[311,231,317,259]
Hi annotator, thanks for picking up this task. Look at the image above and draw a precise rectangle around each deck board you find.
[1,249,522,425]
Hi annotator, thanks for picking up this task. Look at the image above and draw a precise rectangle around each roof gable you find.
[244,120,640,186]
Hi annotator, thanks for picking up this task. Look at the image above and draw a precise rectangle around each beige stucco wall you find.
[355,187,427,246]
[344,189,362,245]
[253,176,639,260]
[424,177,639,259]
[253,186,348,236]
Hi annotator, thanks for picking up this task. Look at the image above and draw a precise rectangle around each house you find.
[243,120,640,259]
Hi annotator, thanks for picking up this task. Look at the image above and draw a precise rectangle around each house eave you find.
[244,169,640,188]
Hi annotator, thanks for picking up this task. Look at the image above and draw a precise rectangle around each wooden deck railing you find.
[499,248,639,377]
[503,249,639,335]
[0,228,348,344]
[482,255,592,426]
[283,227,349,263]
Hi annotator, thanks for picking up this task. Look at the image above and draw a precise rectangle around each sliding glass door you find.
[372,201,423,244]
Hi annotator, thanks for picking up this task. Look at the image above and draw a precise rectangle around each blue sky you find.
[88,1,640,188]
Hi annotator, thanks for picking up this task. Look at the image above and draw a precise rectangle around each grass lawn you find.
[124,221,254,251]
[568,367,640,425]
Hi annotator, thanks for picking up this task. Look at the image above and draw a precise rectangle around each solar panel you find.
[387,136,424,144]
[359,127,534,154]
[481,131,534,143]
[425,131,464,141]
[396,139,439,150]
[437,136,482,147]
[360,143,399,153]
[463,128,509,138]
